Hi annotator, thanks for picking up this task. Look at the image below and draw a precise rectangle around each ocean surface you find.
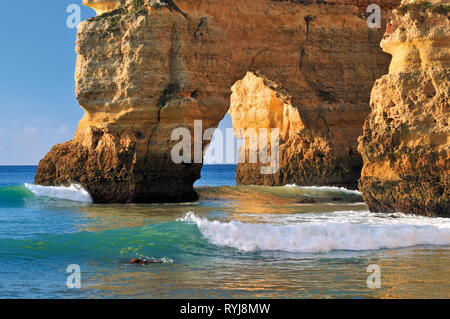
[0,165,449,299]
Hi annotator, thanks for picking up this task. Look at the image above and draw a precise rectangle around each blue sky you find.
[0,1,235,165]
[0,1,95,165]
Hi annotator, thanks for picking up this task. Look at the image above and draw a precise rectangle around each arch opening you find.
[195,71,365,189]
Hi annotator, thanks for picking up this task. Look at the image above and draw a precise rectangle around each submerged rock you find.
[358,0,449,217]
[297,198,316,204]
[130,258,163,265]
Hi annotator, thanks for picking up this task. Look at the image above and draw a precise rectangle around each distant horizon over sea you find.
[0,165,448,298]
[0,164,238,188]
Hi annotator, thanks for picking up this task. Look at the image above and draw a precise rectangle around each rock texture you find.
[228,1,400,187]
[229,71,366,187]
[358,0,449,217]
[36,0,400,203]
[83,0,122,15]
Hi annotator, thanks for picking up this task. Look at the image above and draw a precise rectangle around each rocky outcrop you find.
[358,0,449,217]
[83,0,122,15]
[36,0,401,203]
[229,71,367,187]
[228,1,400,187]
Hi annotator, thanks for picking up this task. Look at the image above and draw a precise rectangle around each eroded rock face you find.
[229,72,365,187]
[358,0,449,217]
[36,0,232,203]
[82,0,123,15]
[36,0,400,203]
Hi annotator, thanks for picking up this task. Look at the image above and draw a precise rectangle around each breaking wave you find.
[284,184,362,195]
[179,212,450,253]
[24,183,93,203]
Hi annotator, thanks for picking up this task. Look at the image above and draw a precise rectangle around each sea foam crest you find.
[179,212,450,253]
[284,184,362,195]
[24,183,93,203]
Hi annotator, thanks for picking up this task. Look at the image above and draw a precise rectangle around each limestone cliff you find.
[358,0,449,217]
[35,0,400,203]
[228,1,400,187]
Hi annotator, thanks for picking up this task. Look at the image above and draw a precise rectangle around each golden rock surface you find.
[358,0,449,216]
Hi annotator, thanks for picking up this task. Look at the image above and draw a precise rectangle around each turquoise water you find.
[0,165,449,299]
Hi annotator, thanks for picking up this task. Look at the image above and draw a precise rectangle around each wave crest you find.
[179,212,450,253]
[24,183,93,203]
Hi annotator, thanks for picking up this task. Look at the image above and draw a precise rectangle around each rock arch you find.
[35,0,401,203]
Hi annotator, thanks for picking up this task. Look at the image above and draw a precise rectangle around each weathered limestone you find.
[358,0,449,216]
[35,0,401,203]
[229,71,365,187]
[82,0,123,15]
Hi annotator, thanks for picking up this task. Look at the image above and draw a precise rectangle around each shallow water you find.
[0,165,449,299]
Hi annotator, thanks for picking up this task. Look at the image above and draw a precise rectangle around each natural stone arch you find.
[35,0,401,203]
[229,71,364,187]
[358,0,450,217]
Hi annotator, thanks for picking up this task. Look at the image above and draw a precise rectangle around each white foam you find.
[241,210,450,228]
[179,212,450,253]
[284,184,362,195]
[24,183,93,203]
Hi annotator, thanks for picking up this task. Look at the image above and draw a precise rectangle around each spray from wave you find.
[179,212,450,253]
[284,184,362,195]
[24,183,93,203]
